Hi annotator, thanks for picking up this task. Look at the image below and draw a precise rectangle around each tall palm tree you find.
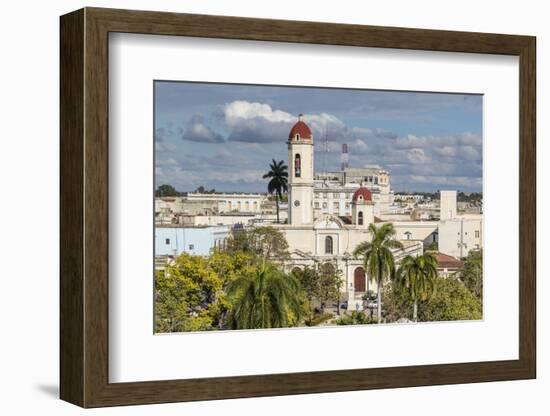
[263,159,288,224]
[353,223,403,323]
[395,253,438,321]
[226,264,303,329]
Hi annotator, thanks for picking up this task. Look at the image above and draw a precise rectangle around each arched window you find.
[404,231,412,240]
[325,236,333,254]
[294,154,301,178]
[358,211,364,225]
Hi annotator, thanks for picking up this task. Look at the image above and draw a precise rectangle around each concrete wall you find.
[438,216,483,258]
[440,190,457,220]
[393,221,439,243]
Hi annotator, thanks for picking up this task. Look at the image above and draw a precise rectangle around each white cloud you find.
[182,115,224,143]
[353,139,369,153]
[407,148,430,164]
[458,145,481,161]
[224,101,295,125]
[433,145,457,157]
[155,141,177,152]
[156,157,178,166]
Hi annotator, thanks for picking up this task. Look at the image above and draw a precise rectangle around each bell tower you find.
[288,114,314,226]
[351,187,374,228]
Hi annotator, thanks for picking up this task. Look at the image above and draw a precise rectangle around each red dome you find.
[352,187,372,203]
[288,116,312,140]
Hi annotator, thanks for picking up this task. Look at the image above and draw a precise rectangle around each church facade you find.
[272,115,423,308]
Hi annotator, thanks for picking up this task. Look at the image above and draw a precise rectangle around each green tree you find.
[292,263,343,322]
[455,249,483,300]
[226,264,304,329]
[194,185,216,194]
[155,251,258,332]
[418,277,482,321]
[263,159,288,224]
[155,254,223,332]
[155,184,179,197]
[317,262,344,313]
[353,223,403,323]
[383,277,482,323]
[225,226,290,264]
[291,266,319,323]
[394,253,438,321]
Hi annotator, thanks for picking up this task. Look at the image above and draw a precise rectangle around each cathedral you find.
[274,115,423,307]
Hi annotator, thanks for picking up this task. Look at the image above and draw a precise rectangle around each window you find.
[333,202,339,209]
[322,202,327,208]
[165,238,170,245]
[475,230,480,238]
[189,244,194,250]
[314,202,320,208]
[325,236,333,254]
[294,154,301,177]
[404,231,412,240]
[358,211,364,225]
[332,193,338,198]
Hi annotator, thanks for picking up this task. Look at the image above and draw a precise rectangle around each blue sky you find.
[154,81,482,193]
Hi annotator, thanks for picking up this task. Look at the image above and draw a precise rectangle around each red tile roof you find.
[288,120,312,140]
[431,251,464,269]
[352,187,373,202]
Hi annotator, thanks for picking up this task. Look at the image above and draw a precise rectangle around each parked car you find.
[340,301,348,310]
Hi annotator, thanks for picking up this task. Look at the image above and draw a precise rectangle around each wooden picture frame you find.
[60,7,536,408]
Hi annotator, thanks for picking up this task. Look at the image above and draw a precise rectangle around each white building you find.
[313,167,393,217]
[155,192,269,225]
[186,192,267,214]
[437,190,483,258]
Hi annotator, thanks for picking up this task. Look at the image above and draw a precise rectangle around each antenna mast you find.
[322,122,329,179]
[341,143,349,171]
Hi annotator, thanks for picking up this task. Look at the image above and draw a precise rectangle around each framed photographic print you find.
[60,7,536,408]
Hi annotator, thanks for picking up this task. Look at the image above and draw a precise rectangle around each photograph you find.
[153,81,484,332]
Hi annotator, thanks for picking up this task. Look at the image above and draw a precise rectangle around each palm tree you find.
[226,264,303,329]
[353,223,403,323]
[395,253,438,321]
[263,159,288,223]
